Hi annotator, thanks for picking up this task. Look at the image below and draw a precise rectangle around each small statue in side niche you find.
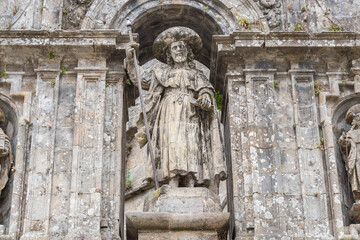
[0,108,12,196]
[125,27,226,193]
[339,104,360,202]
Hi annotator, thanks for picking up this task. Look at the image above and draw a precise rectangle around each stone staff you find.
[126,19,159,190]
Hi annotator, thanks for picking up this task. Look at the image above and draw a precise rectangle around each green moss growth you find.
[294,23,304,31]
[328,24,342,32]
[274,80,279,89]
[238,17,251,30]
[214,91,223,110]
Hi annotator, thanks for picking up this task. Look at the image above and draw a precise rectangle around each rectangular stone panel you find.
[282,173,302,195]
[295,126,319,149]
[280,149,298,172]
[295,80,314,106]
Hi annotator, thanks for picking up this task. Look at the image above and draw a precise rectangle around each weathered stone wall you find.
[0,31,129,239]
[213,33,360,239]
[1,0,359,32]
[0,0,358,240]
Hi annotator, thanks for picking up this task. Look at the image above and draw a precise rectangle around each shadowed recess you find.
[131,4,224,68]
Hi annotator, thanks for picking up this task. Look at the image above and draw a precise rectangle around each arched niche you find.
[82,0,268,67]
[0,94,18,233]
[332,94,360,225]
[116,4,227,68]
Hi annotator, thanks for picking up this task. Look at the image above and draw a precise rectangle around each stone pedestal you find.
[126,186,229,240]
[144,186,222,213]
[350,203,360,223]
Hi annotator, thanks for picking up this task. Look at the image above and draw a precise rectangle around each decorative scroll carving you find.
[254,0,282,29]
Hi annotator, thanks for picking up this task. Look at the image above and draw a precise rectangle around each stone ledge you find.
[213,31,360,48]
[0,30,136,48]
[126,212,229,239]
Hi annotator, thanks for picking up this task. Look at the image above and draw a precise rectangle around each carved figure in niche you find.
[125,27,226,193]
[339,104,360,202]
[0,108,12,196]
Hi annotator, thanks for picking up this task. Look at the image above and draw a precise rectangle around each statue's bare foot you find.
[169,175,180,188]
[184,173,196,187]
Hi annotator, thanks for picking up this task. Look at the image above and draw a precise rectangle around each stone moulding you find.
[0,30,132,49]
[213,32,360,48]
[126,212,230,240]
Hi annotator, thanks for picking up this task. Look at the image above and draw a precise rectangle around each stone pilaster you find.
[274,71,304,237]
[48,70,77,238]
[101,71,126,239]
[22,69,61,240]
[66,64,107,239]
[318,74,344,238]
[289,69,332,238]
[243,69,286,238]
[225,68,251,238]
[351,68,360,93]
[8,117,30,239]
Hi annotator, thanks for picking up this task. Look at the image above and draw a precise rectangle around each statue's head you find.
[354,113,360,126]
[346,104,360,127]
[153,27,202,68]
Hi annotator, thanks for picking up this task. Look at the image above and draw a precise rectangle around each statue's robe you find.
[0,128,12,196]
[138,65,226,187]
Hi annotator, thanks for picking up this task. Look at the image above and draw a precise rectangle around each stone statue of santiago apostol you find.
[125,27,226,193]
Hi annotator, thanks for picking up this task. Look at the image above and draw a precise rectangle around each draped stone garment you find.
[139,65,225,186]
[339,128,360,200]
[0,128,12,196]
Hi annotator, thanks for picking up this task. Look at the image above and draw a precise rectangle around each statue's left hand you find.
[197,94,212,110]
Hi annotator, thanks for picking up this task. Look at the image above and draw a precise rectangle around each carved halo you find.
[153,26,202,63]
[346,104,360,124]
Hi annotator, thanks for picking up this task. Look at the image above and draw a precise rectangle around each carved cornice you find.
[0,30,132,50]
[107,71,126,83]
[213,32,360,49]
[75,67,108,81]
[34,69,60,81]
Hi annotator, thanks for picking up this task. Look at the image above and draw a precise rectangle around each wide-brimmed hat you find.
[346,104,360,123]
[153,27,202,63]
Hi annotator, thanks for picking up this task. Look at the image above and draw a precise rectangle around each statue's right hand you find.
[0,147,9,156]
[126,42,140,60]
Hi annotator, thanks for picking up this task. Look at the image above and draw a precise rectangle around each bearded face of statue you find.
[170,41,188,63]
[353,113,360,128]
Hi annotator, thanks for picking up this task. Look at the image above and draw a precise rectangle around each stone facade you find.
[0,0,359,239]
